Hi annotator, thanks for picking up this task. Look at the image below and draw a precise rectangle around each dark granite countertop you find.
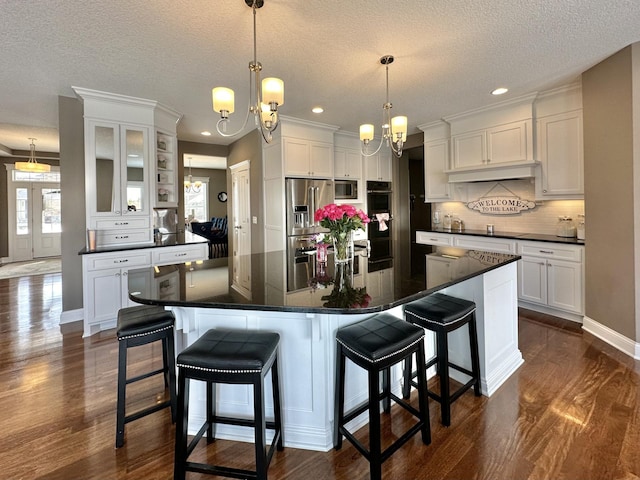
[78,231,208,255]
[127,247,520,314]
[425,228,585,245]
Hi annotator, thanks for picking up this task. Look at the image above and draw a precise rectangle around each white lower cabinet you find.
[416,231,584,321]
[82,243,208,336]
[517,241,583,317]
[365,267,394,303]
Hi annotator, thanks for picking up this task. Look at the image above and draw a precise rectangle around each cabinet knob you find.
[543,189,547,193]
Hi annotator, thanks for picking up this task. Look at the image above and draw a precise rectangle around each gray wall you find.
[227,129,263,254]
[58,95,86,312]
[582,44,639,340]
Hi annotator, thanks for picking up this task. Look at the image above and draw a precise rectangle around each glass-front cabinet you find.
[74,87,182,249]
[85,120,152,246]
[88,122,149,217]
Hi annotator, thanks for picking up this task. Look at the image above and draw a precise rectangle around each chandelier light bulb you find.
[360,124,375,143]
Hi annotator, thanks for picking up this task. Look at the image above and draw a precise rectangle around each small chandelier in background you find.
[15,138,51,173]
[211,0,284,143]
[359,55,407,158]
[184,157,202,193]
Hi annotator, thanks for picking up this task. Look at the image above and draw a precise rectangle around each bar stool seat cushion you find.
[404,293,475,327]
[177,329,280,373]
[336,312,424,363]
[117,305,174,339]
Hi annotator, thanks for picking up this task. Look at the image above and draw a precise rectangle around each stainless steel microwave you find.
[334,180,358,200]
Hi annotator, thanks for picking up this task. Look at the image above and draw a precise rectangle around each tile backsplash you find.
[430,179,584,235]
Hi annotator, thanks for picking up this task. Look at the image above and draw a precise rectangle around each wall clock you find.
[217,191,228,202]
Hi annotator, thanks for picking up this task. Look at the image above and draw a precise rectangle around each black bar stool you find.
[115,305,177,448]
[403,293,481,426]
[334,312,431,480]
[174,329,284,480]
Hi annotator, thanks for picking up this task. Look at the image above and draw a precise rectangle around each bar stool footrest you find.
[126,366,166,385]
[185,461,259,480]
[125,400,172,425]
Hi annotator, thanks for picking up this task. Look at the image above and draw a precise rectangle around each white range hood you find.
[445,160,539,183]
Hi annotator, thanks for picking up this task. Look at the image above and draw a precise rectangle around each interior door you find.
[32,184,62,258]
[10,184,32,262]
[230,161,252,299]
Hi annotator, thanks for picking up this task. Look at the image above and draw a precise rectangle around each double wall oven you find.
[367,181,393,272]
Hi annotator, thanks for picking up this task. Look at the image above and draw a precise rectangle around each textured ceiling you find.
[0,0,639,154]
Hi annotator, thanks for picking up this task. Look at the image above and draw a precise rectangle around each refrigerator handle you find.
[313,186,320,225]
[309,186,315,227]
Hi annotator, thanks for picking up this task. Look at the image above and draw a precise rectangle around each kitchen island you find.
[128,246,522,452]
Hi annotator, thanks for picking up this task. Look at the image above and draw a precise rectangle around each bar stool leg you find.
[468,314,482,396]
[174,370,189,480]
[437,330,451,426]
[271,358,284,450]
[115,339,128,448]
[254,375,267,480]
[333,344,346,449]
[382,368,391,413]
[368,366,383,480]
[165,332,177,422]
[206,381,215,442]
[402,356,413,399]
[415,341,431,444]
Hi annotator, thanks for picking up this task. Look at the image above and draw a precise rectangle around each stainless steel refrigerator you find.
[285,178,334,291]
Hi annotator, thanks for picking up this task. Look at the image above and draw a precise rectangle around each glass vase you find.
[332,231,354,264]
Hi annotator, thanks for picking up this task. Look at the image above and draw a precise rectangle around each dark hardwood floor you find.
[1,272,639,479]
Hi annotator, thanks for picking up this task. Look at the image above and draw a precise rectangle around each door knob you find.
[234,225,242,229]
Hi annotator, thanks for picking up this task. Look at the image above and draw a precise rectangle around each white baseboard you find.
[582,316,640,360]
[60,308,83,325]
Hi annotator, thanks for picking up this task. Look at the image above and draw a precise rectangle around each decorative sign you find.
[468,250,515,266]
[467,196,536,214]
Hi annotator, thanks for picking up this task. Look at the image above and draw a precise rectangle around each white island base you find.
[170,262,522,452]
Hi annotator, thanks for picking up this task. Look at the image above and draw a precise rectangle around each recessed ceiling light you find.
[491,87,509,96]
[201,131,212,136]
[312,107,324,114]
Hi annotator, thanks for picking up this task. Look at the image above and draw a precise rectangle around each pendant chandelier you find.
[211,0,284,144]
[359,55,407,158]
[15,138,51,173]
[184,157,201,193]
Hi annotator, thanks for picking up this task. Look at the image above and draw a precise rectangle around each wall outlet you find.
[252,216,258,224]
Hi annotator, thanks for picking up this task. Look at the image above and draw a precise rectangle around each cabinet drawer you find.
[85,251,152,271]
[453,235,516,254]
[97,229,152,246]
[94,217,151,230]
[517,241,582,262]
[153,245,208,265]
[416,231,452,246]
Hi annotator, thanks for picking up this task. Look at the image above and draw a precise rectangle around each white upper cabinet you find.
[334,147,362,179]
[365,152,392,182]
[420,121,451,201]
[447,94,536,171]
[534,84,584,199]
[284,137,334,178]
[74,87,181,248]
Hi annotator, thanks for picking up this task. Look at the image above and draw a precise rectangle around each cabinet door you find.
[122,269,152,308]
[486,121,529,164]
[365,153,380,181]
[310,142,333,178]
[87,121,120,217]
[85,267,123,325]
[284,138,310,176]
[547,258,583,314]
[378,153,392,182]
[424,139,450,201]
[334,148,347,178]
[452,130,485,168]
[121,125,149,216]
[344,151,362,179]
[517,257,547,305]
[537,111,584,197]
[426,256,455,288]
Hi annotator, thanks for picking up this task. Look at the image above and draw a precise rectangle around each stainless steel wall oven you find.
[367,181,393,272]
